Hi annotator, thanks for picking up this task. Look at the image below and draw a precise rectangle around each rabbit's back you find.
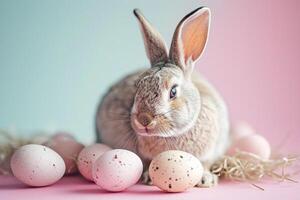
[96,70,141,152]
[96,70,145,152]
[191,72,230,162]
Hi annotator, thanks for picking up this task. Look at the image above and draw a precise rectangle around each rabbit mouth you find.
[133,127,169,137]
[131,115,175,137]
[134,127,157,136]
[131,117,157,136]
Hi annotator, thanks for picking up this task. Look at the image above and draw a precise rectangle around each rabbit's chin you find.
[135,130,176,138]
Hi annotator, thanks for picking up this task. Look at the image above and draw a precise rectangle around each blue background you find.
[0,0,211,144]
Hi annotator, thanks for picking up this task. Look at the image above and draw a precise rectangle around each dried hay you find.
[211,150,298,190]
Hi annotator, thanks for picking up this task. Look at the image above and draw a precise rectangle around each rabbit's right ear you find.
[134,9,169,67]
[169,7,210,77]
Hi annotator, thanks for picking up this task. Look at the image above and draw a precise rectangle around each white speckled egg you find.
[45,134,84,175]
[92,149,143,192]
[77,143,111,181]
[149,150,203,192]
[10,144,65,187]
[228,134,271,159]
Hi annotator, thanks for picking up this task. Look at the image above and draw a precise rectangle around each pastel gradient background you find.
[0,0,299,154]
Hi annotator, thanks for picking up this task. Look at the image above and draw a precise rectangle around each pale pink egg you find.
[228,134,271,159]
[231,121,256,142]
[10,144,65,186]
[77,143,111,181]
[45,134,84,175]
[92,149,143,192]
[51,132,75,141]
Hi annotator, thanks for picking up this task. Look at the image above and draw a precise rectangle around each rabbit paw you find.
[142,170,153,185]
[196,171,218,188]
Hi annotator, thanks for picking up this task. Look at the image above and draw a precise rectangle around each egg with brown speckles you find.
[92,149,143,192]
[10,144,65,187]
[149,150,203,192]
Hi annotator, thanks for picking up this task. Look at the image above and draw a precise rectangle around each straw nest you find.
[0,129,49,175]
[211,150,298,190]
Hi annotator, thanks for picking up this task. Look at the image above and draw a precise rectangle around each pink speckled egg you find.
[45,133,84,175]
[92,149,143,192]
[228,134,271,159]
[77,143,111,181]
[10,144,65,187]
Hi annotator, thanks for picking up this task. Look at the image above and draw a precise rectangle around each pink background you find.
[1,175,299,200]
[199,0,300,154]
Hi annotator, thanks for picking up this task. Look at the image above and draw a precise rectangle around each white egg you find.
[92,149,143,192]
[10,144,65,187]
[231,121,256,141]
[228,134,271,159]
[45,134,84,175]
[149,150,203,192]
[77,143,111,181]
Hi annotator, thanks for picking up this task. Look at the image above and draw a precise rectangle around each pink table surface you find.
[0,175,299,200]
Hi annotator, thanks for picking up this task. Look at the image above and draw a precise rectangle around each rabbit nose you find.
[137,112,153,127]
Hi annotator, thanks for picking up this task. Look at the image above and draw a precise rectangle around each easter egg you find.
[10,144,65,187]
[45,133,84,175]
[228,134,271,159]
[50,132,75,141]
[149,150,203,192]
[92,149,143,192]
[77,143,111,181]
[231,121,256,141]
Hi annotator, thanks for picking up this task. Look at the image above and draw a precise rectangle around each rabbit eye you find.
[170,85,178,99]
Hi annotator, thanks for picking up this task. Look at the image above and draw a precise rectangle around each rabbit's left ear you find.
[169,7,210,77]
[134,9,169,67]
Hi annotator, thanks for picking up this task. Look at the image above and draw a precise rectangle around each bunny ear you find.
[134,9,169,66]
[169,7,210,75]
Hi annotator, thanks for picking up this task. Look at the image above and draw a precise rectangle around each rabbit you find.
[96,7,230,187]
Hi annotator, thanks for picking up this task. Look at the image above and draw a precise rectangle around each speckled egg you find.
[228,134,271,159]
[149,150,203,192]
[10,144,65,187]
[92,149,143,192]
[45,133,84,175]
[77,143,111,181]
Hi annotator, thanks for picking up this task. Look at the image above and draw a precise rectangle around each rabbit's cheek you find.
[157,115,172,127]
[169,97,185,110]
